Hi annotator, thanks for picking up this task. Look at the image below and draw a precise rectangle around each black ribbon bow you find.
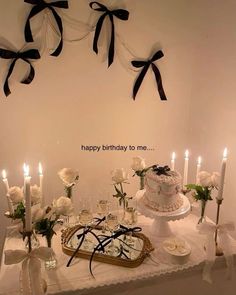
[0,48,40,97]
[89,2,129,67]
[152,165,171,176]
[24,0,69,57]
[131,50,167,101]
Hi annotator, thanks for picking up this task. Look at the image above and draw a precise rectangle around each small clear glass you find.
[78,209,93,250]
[106,213,120,256]
[123,207,138,251]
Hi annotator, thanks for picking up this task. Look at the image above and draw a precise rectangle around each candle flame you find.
[23,164,29,176]
[38,162,43,175]
[223,147,228,159]
[197,156,202,165]
[2,169,7,179]
[171,152,176,161]
[185,150,189,159]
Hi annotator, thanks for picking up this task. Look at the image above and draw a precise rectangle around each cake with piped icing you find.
[143,166,183,212]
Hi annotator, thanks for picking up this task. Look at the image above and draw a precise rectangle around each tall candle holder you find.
[25,231,33,253]
[215,198,224,256]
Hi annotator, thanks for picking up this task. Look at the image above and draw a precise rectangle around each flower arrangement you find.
[186,171,219,223]
[5,185,42,227]
[58,168,79,198]
[131,157,153,190]
[34,196,73,247]
[111,168,131,211]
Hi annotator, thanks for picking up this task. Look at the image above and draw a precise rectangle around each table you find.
[0,211,236,295]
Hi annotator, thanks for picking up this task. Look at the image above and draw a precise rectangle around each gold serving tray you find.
[61,225,154,268]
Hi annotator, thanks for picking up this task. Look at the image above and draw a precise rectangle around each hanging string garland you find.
[132,50,167,101]
[0,48,40,97]
[89,1,129,67]
[24,0,69,57]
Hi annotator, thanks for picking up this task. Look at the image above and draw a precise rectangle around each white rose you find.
[111,168,128,184]
[30,185,42,205]
[131,157,146,171]
[8,186,24,204]
[211,172,220,187]
[198,171,219,187]
[58,168,79,186]
[53,196,73,216]
[32,207,46,222]
[198,171,212,187]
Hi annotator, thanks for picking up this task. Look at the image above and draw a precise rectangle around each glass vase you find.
[198,200,207,224]
[44,235,57,270]
[24,230,40,250]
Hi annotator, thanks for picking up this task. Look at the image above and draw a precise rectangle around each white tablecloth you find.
[0,212,236,295]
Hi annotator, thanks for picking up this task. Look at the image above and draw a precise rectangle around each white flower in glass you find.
[131,157,148,190]
[111,169,130,212]
[198,171,219,188]
[58,168,79,198]
[30,184,42,205]
[8,186,24,204]
[53,196,73,216]
[111,168,128,184]
[131,156,146,172]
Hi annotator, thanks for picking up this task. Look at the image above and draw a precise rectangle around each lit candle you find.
[196,156,202,184]
[38,162,44,207]
[2,170,14,214]
[171,152,176,171]
[24,165,32,232]
[217,148,227,201]
[2,169,9,192]
[23,163,28,189]
[183,150,189,186]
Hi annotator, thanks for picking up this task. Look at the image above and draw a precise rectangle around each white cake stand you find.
[136,190,191,239]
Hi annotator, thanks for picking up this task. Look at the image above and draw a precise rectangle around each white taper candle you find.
[183,150,189,186]
[196,156,202,184]
[2,170,14,214]
[38,162,44,208]
[217,148,227,201]
[171,152,176,171]
[24,165,32,231]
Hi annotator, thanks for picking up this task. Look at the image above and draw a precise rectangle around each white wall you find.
[0,0,235,249]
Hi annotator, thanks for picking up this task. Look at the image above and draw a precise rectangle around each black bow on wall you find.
[132,50,167,101]
[89,2,129,67]
[0,48,40,96]
[24,0,69,57]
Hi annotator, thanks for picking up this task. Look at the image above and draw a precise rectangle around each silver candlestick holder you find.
[215,198,224,256]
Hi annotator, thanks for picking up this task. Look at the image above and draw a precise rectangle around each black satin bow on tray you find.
[66,217,142,277]
[89,2,129,67]
[132,50,167,101]
[152,165,171,176]
[0,48,40,96]
[24,0,69,57]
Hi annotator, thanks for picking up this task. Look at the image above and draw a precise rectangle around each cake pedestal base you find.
[136,190,191,239]
[151,218,173,237]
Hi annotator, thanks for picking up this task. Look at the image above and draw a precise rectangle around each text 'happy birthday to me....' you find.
[81,145,153,152]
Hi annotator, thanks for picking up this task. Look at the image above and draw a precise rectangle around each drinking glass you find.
[123,207,138,247]
[106,213,120,256]
[78,209,93,250]
[97,199,109,232]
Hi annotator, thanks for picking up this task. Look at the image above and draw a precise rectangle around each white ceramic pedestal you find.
[136,190,191,239]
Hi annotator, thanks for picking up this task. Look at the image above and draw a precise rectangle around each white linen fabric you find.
[198,221,235,283]
[0,214,236,295]
[4,247,54,295]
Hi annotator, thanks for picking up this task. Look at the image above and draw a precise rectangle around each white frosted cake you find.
[143,168,183,212]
